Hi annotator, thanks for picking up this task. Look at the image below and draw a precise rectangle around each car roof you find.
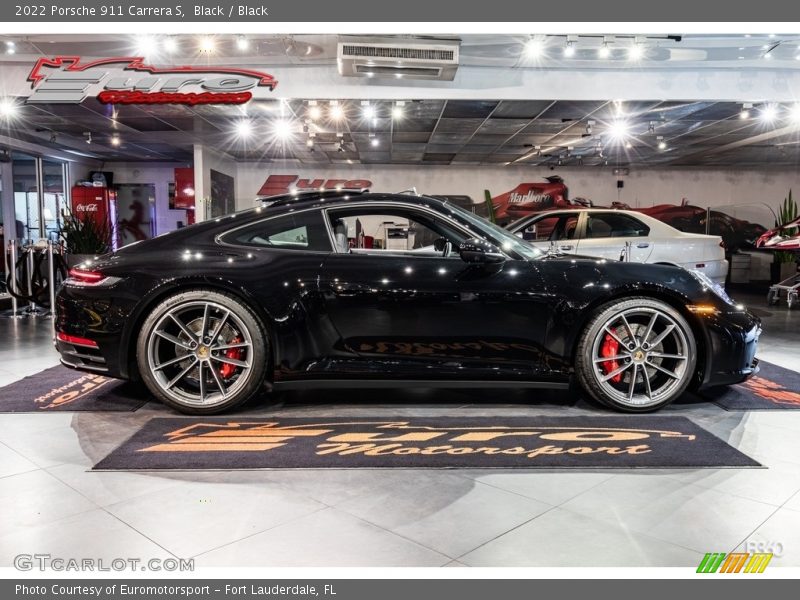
[256,190,452,213]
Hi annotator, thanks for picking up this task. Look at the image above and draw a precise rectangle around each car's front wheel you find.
[575,297,697,412]
[136,289,268,414]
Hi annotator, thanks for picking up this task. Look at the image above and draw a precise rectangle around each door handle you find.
[559,244,573,251]
[636,243,650,248]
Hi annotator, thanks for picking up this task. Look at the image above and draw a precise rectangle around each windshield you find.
[442,201,545,260]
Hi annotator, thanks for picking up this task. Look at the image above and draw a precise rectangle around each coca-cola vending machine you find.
[70,186,118,250]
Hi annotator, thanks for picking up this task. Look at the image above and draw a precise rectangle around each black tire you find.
[136,289,268,415]
[574,297,697,412]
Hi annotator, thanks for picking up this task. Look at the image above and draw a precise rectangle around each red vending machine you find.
[70,186,118,250]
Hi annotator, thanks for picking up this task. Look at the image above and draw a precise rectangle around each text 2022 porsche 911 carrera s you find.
[55,191,760,414]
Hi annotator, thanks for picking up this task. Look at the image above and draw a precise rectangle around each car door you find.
[512,212,582,255]
[318,203,555,379]
[576,212,654,262]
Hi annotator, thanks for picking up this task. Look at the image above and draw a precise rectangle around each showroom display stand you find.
[767,262,800,309]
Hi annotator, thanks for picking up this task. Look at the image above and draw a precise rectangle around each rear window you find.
[222,211,332,251]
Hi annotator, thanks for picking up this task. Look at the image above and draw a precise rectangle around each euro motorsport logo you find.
[25,56,278,105]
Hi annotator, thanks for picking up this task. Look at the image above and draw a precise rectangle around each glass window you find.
[585,213,650,238]
[224,211,332,251]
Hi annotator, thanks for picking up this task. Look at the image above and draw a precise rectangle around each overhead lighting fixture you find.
[740,102,753,119]
[657,137,667,150]
[524,38,544,58]
[274,119,292,139]
[110,135,121,147]
[362,103,375,120]
[235,119,253,138]
[236,35,250,51]
[628,38,646,61]
[0,97,18,119]
[5,41,15,55]
[199,36,216,54]
[607,119,630,140]
[790,103,800,122]
[563,41,576,58]
[761,104,779,122]
[135,35,158,57]
[163,37,178,54]
[329,102,344,121]
[763,51,773,60]
[392,102,405,119]
[625,141,633,149]
[371,138,380,147]
[307,103,321,120]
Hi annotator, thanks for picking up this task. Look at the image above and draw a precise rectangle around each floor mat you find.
[94,416,759,470]
[700,361,800,410]
[0,366,147,412]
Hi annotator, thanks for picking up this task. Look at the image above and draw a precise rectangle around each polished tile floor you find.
[0,291,799,568]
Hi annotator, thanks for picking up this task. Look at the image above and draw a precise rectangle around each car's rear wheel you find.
[575,297,697,412]
[136,290,268,414]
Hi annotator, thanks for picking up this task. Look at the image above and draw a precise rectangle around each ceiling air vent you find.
[337,38,460,81]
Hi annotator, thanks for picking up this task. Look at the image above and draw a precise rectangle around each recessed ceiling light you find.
[658,140,667,150]
[761,104,779,122]
[163,37,178,53]
[362,104,375,120]
[236,35,249,51]
[308,104,321,120]
[370,138,380,147]
[563,41,576,57]
[598,43,611,59]
[628,43,644,60]
[235,119,253,138]
[110,135,121,146]
[329,103,344,121]
[0,97,18,119]
[274,119,292,139]
[199,36,216,54]
[524,39,544,58]
[392,104,404,119]
[740,109,750,119]
[135,35,158,57]
[608,119,630,140]
[790,103,800,122]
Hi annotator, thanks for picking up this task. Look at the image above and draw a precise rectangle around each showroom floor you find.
[0,290,799,568]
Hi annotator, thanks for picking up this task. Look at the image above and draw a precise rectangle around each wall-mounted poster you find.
[210,169,235,218]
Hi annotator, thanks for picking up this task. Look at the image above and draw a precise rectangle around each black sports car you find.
[55,191,761,414]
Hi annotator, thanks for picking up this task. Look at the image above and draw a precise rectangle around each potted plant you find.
[770,190,799,283]
[59,206,113,268]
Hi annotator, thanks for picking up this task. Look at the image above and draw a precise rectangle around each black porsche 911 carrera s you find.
[55,190,761,414]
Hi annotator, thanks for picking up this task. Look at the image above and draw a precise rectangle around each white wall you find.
[234,162,798,225]
[101,162,191,234]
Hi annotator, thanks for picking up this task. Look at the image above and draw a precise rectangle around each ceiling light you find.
[607,119,630,140]
[0,97,18,119]
[84,132,92,145]
[392,103,404,119]
[524,39,544,58]
[235,119,253,138]
[563,41,576,58]
[761,104,779,122]
[763,51,773,60]
[790,103,800,122]
[625,141,633,149]
[236,35,249,51]
[329,103,344,121]
[110,135,121,147]
[5,41,15,55]
[274,119,292,139]
[308,104,321,120]
[163,37,178,53]
[598,43,611,59]
[362,104,375,120]
[371,138,380,147]
[199,37,216,54]
[740,109,750,119]
[658,140,667,150]
[628,43,645,61]
[306,138,314,148]
[135,36,158,57]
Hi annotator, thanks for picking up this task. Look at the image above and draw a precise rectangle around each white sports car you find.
[507,209,729,285]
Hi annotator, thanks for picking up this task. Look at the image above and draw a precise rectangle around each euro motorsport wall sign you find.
[25,56,278,106]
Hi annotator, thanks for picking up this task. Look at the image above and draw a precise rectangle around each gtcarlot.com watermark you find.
[14,554,194,572]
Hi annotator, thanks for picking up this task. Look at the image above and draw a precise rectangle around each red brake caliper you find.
[600,333,622,383]
[219,336,243,379]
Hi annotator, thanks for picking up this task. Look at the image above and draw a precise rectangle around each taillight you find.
[56,331,99,348]
[67,268,107,285]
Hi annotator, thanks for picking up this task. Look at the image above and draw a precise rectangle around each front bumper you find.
[698,308,761,388]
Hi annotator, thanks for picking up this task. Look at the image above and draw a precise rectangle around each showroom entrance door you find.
[319,205,555,379]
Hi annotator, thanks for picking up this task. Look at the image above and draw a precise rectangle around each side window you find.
[223,211,332,251]
[327,208,467,256]
[521,215,579,241]
[585,214,650,239]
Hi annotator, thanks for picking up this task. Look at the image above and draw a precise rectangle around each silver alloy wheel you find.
[146,300,254,408]
[589,306,690,408]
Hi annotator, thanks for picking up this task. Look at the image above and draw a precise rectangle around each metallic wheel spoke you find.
[593,354,631,364]
[600,362,633,382]
[154,330,191,349]
[198,362,207,402]
[153,354,190,372]
[212,342,251,351]
[603,326,627,347]
[200,304,211,340]
[642,365,653,399]
[649,352,687,360]
[209,310,230,346]
[169,313,198,341]
[628,364,638,402]
[649,323,676,348]
[620,314,636,343]
[642,312,658,345]
[211,355,250,369]
[209,364,229,398]
[648,362,680,380]
[166,358,198,389]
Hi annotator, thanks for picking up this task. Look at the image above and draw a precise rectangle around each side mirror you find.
[459,237,506,264]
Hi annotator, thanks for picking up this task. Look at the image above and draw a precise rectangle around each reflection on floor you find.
[0,291,799,568]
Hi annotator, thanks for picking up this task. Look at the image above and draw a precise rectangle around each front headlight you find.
[689,269,734,305]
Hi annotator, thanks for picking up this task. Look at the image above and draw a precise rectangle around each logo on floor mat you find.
[741,376,800,407]
[696,552,773,573]
[136,420,696,459]
[33,373,114,410]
